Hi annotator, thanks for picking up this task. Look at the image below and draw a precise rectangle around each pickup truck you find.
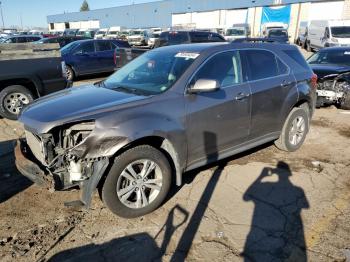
[0,43,70,120]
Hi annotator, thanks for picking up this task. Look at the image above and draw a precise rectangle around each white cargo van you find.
[224,23,250,41]
[94,28,108,39]
[307,20,350,51]
[105,26,123,39]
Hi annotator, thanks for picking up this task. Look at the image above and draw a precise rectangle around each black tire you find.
[340,92,350,110]
[65,65,74,81]
[275,107,309,152]
[306,41,312,52]
[0,85,34,120]
[102,145,172,218]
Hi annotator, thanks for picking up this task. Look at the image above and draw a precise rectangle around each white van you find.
[224,23,250,41]
[307,20,350,51]
[94,28,108,39]
[105,26,123,39]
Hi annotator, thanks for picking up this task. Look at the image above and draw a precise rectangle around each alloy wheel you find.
[3,92,30,115]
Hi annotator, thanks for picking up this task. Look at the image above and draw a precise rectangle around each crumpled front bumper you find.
[14,140,54,189]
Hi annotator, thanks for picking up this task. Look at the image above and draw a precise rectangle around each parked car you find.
[147,32,160,48]
[296,21,309,48]
[105,26,123,39]
[307,47,350,109]
[158,30,226,47]
[34,36,90,48]
[306,20,350,51]
[61,39,130,80]
[266,28,290,43]
[16,41,316,218]
[0,43,70,119]
[94,28,108,39]
[76,29,98,38]
[63,29,79,36]
[2,35,42,43]
[128,29,150,46]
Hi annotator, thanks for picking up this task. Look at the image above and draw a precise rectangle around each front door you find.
[185,50,251,167]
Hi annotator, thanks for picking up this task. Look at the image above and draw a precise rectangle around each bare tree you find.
[80,0,90,12]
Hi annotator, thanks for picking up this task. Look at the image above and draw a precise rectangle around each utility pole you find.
[0,1,5,29]
[20,13,23,30]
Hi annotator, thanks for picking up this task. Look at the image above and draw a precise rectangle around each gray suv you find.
[15,41,316,218]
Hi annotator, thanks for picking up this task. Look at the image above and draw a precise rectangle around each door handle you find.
[235,92,250,101]
[281,80,293,87]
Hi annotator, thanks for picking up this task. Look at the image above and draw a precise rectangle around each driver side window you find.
[192,51,243,88]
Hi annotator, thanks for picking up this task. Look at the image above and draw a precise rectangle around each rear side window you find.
[96,41,112,51]
[112,41,130,48]
[284,49,310,70]
[245,50,279,81]
[160,32,189,45]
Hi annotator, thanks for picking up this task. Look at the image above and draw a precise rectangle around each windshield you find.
[150,33,160,38]
[97,31,106,34]
[103,50,198,95]
[268,30,288,37]
[307,50,350,66]
[109,31,118,35]
[130,30,142,35]
[76,31,85,36]
[226,28,245,36]
[331,26,350,38]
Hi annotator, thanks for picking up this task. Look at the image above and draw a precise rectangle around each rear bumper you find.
[14,140,54,189]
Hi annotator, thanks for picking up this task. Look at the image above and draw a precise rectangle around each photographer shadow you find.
[242,161,309,262]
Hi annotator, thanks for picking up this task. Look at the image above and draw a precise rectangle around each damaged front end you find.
[15,121,111,208]
[317,72,350,107]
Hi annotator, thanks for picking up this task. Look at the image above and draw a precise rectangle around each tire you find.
[0,85,34,120]
[65,65,74,81]
[340,91,350,110]
[275,107,309,152]
[102,145,172,218]
[306,41,312,52]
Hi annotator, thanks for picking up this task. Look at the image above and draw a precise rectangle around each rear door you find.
[185,50,251,167]
[242,49,295,138]
[95,40,115,72]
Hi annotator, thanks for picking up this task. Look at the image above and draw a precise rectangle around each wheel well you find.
[0,79,39,98]
[293,100,311,118]
[97,136,180,192]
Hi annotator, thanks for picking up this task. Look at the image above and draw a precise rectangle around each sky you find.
[0,0,159,29]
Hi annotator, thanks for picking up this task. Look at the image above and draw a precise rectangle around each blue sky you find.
[0,0,158,28]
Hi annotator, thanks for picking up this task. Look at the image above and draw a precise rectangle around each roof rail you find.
[232,38,278,43]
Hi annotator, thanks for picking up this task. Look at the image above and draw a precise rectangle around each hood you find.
[129,35,143,39]
[310,64,350,79]
[20,84,147,134]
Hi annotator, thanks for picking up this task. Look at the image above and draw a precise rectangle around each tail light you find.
[311,73,318,90]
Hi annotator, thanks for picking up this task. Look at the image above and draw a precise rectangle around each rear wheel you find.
[275,107,309,152]
[102,145,172,218]
[0,85,34,120]
[306,41,312,52]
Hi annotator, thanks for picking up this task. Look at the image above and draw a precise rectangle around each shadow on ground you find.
[47,136,309,261]
[0,139,33,203]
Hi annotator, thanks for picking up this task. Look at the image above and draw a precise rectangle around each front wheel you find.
[102,145,172,218]
[275,107,309,152]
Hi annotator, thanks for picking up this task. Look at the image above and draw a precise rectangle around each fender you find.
[0,74,42,97]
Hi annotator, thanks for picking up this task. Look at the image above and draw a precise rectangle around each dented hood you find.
[19,84,146,134]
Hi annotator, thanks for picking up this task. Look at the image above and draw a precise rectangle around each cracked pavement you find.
[1,78,350,261]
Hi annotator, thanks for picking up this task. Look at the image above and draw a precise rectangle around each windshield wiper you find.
[112,85,150,96]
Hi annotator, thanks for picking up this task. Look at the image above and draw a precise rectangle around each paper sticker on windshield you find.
[175,52,200,59]
[344,51,350,55]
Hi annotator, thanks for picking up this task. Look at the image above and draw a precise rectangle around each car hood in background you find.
[19,84,147,134]
[310,64,350,78]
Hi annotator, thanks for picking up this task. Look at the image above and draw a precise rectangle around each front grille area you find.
[25,130,46,165]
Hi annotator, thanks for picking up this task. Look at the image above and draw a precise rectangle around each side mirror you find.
[189,79,220,93]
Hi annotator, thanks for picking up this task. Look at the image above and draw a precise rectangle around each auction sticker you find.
[175,52,200,59]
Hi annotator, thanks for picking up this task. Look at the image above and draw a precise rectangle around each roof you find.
[318,46,350,52]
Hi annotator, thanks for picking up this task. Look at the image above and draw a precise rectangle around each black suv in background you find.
[16,41,316,218]
[158,30,226,47]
